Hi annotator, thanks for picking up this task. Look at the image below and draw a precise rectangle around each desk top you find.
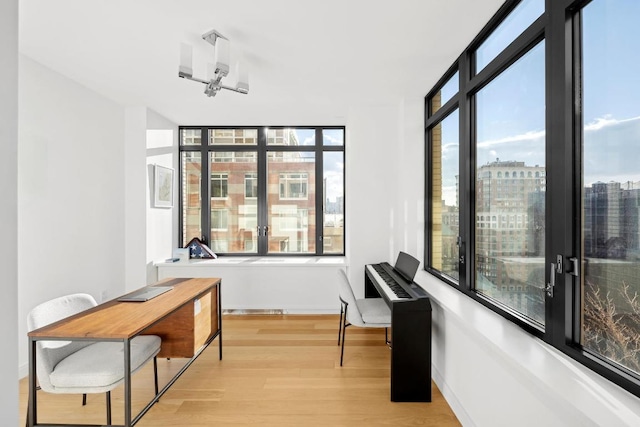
[28,277,220,340]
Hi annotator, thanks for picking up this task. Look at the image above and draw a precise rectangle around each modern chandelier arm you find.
[218,83,249,94]
[179,73,208,84]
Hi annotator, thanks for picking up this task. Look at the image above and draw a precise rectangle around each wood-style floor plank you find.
[18,314,460,426]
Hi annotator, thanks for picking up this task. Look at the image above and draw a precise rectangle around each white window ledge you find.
[155,256,346,268]
[415,270,640,427]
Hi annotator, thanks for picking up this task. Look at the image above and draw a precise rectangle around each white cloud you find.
[583,115,640,184]
[323,134,340,144]
[583,114,640,132]
[477,129,545,148]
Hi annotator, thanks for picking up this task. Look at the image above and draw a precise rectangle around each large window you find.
[429,109,460,281]
[475,40,546,325]
[580,0,640,377]
[425,0,640,398]
[180,126,344,256]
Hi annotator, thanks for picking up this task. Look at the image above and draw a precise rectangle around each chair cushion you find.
[356,298,391,325]
[49,335,161,393]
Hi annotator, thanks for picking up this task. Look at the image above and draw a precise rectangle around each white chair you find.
[27,293,162,424]
[337,270,391,366]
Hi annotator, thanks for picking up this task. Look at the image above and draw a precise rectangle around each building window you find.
[245,173,258,198]
[474,0,544,73]
[211,173,228,199]
[279,173,308,199]
[475,40,546,326]
[430,71,459,115]
[429,109,460,282]
[425,0,640,399]
[210,128,257,145]
[180,126,344,256]
[211,209,228,231]
[181,128,201,146]
[269,153,315,253]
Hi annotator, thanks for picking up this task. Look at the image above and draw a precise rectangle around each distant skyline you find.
[441,114,640,207]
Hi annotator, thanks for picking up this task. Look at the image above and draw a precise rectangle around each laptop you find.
[117,286,173,302]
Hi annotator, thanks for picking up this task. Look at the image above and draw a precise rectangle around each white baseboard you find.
[432,364,475,427]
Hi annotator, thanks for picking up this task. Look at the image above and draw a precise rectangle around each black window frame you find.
[425,0,640,398]
[179,125,345,257]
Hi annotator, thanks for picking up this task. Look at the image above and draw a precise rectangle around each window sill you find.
[154,256,346,268]
[415,270,640,426]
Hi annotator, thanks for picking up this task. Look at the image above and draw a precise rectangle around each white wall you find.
[0,0,18,423]
[145,109,178,284]
[345,104,402,296]
[18,55,126,375]
[124,106,148,292]
[124,107,178,289]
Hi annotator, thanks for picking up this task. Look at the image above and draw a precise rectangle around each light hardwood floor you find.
[19,314,460,426]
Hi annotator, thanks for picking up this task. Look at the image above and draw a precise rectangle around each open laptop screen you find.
[394,251,420,282]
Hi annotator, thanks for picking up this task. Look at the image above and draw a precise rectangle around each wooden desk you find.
[27,277,222,427]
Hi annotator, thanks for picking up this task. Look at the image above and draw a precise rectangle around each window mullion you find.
[459,52,472,293]
[315,128,323,255]
[257,127,268,255]
[545,0,575,347]
[200,127,211,245]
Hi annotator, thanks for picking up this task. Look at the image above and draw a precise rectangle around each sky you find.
[439,0,640,206]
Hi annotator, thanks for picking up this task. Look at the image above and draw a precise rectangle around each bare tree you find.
[583,280,640,373]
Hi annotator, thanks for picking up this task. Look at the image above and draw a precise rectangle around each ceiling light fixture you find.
[178,29,249,97]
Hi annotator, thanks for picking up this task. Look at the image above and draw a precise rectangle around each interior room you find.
[3,0,640,425]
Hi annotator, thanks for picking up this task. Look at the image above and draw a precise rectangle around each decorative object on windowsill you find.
[178,29,249,98]
[186,237,217,259]
[153,164,174,208]
[172,248,190,262]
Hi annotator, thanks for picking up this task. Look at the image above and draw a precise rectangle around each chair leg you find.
[340,305,348,367]
[106,391,111,425]
[337,303,344,345]
[154,356,159,395]
[82,393,87,406]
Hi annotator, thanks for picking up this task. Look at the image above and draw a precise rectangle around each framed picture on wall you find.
[153,164,174,208]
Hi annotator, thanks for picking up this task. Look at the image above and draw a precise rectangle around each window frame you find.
[424,0,640,398]
[179,126,345,257]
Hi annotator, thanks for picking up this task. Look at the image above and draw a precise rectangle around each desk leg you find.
[28,338,37,427]
[218,281,223,361]
[124,339,131,427]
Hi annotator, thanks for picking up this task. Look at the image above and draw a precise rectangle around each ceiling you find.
[19,0,504,125]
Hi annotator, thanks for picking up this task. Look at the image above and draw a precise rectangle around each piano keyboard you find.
[366,264,412,301]
[363,259,432,402]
